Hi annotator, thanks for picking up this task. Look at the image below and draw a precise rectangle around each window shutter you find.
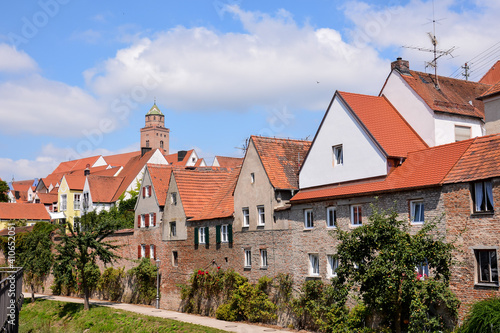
[145,214,150,227]
[137,215,140,228]
[142,187,146,198]
[205,227,209,245]
[228,224,233,243]
[137,245,141,259]
[146,245,150,258]
[216,225,221,244]
[153,213,156,226]
[153,245,156,259]
[194,227,199,245]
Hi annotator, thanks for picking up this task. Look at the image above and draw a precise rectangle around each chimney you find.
[177,150,187,162]
[84,164,90,176]
[391,57,410,74]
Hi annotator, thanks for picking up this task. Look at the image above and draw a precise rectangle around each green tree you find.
[18,222,57,302]
[0,179,9,202]
[333,205,459,333]
[53,210,121,310]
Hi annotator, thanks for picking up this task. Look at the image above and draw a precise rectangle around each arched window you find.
[160,141,164,149]
[146,140,150,147]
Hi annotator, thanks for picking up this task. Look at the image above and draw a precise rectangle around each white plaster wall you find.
[434,114,483,145]
[299,97,387,189]
[484,95,500,135]
[381,72,436,146]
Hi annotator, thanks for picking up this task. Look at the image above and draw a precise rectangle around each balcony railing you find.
[0,267,24,333]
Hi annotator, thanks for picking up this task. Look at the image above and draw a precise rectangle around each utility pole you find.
[462,62,470,81]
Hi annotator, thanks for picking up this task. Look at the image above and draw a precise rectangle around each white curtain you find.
[475,182,484,211]
[485,181,494,209]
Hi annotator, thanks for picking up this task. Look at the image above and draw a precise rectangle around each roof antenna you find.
[154,96,156,105]
[402,0,455,89]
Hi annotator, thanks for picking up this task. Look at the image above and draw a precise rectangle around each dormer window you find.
[333,145,343,166]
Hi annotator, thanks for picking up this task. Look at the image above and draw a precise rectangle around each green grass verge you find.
[19,298,228,333]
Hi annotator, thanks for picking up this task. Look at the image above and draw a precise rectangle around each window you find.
[140,214,145,228]
[141,244,146,258]
[171,192,177,205]
[455,125,471,142]
[326,207,336,228]
[74,194,81,211]
[410,200,424,223]
[83,192,89,210]
[150,213,155,227]
[304,209,313,229]
[472,181,494,213]
[416,259,429,280]
[160,141,164,149]
[150,245,155,259]
[250,173,255,184]
[309,254,319,276]
[221,225,228,243]
[170,222,176,237]
[61,194,67,211]
[172,251,178,266]
[242,207,250,227]
[333,145,343,166]
[199,227,206,244]
[260,249,268,268]
[146,140,150,147]
[257,206,265,226]
[245,249,252,268]
[327,255,338,278]
[351,205,362,225]
[475,249,498,285]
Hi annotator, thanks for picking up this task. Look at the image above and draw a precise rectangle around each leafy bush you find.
[128,258,158,304]
[98,267,125,301]
[458,297,500,333]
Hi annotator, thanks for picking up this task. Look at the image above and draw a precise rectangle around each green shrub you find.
[215,303,238,321]
[98,267,125,301]
[128,258,158,304]
[458,297,500,333]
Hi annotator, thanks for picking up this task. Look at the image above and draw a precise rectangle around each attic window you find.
[332,145,343,166]
[455,125,471,142]
[171,192,177,205]
[250,173,255,184]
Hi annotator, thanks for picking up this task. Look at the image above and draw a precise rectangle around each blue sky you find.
[0,0,499,181]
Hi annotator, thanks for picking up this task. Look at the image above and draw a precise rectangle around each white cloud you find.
[84,6,389,113]
[0,44,38,73]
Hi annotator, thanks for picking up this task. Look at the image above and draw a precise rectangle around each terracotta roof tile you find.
[292,139,472,202]
[339,92,428,157]
[63,175,86,191]
[52,155,102,174]
[0,202,51,221]
[479,80,500,99]
[479,60,500,85]
[36,192,58,204]
[214,156,243,168]
[165,150,195,166]
[251,136,311,190]
[103,151,140,167]
[173,168,238,220]
[147,164,174,207]
[398,70,490,119]
[10,180,35,192]
[87,175,125,203]
[444,134,500,183]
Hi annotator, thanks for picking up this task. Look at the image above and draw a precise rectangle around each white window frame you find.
[416,259,429,280]
[61,194,67,211]
[309,253,319,276]
[333,144,343,166]
[150,245,155,259]
[304,209,313,229]
[141,244,146,258]
[475,249,499,285]
[455,125,471,142]
[245,249,252,268]
[473,180,494,213]
[410,200,425,224]
[242,207,250,227]
[260,249,268,268]
[326,207,336,228]
[150,213,155,226]
[199,227,206,244]
[327,255,338,278]
[351,205,362,226]
[221,224,229,243]
[140,214,145,228]
[257,206,265,226]
[74,193,81,211]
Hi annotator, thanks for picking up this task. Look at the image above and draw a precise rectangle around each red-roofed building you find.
[82,175,125,213]
[381,58,491,146]
[0,202,51,227]
[164,149,205,167]
[212,156,243,168]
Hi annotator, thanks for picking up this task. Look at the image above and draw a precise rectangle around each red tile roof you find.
[173,168,238,221]
[36,192,58,205]
[444,134,500,183]
[63,175,86,191]
[214,156,243,168]
[478,81,500,100]
[52,155,102,174]
[292,139,473,202]
[10,179,35,192]
[91,166,122,177]
[0,202,51,221]
[396,70,490,119]
[87,175,125,203]
[338,92,428,157]
[165,149,195,166]
[251,136,311,190]
[103,151,140,167]
[479,60,500,85]
[147,164,174,207]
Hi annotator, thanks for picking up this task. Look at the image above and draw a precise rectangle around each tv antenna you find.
[402,0,455,89]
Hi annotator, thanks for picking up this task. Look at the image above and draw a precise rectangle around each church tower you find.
[140,103,170,155]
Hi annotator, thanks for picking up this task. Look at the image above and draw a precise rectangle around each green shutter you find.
[205,227,209,245]
[194,227,199,245]
[216,225,221,244]
[228,224,233,243]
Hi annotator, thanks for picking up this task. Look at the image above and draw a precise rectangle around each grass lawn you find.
[19,299,228,333]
